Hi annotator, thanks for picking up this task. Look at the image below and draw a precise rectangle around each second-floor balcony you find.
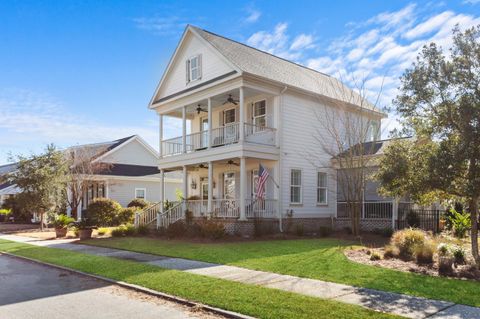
[161,122,277,157]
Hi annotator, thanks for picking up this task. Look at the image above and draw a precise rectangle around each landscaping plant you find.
[52,214,75,238]
[390,228,427,260]
[86,198,122,226]
[127,198,149,209]
[448,209,471,238]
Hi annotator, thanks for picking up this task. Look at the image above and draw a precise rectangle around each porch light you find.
[191,179,197,190]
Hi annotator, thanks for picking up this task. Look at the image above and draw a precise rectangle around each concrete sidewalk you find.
[1,233,479,319]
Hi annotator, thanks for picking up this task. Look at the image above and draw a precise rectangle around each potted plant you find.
[52,214,75,238]
[73,218,97,240]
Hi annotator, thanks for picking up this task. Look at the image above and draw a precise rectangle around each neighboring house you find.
[67,135,182,219]
[0,163,20,207]
[0,136,182,221]
[142,25,389,234]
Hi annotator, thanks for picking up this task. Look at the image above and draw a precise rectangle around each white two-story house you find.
[143,25,387,234]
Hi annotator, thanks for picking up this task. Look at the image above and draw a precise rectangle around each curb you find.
[1,252,255,319]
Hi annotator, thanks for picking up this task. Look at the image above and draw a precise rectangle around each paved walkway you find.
[1,234,479,319]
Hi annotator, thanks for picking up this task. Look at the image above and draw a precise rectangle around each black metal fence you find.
[396,208,444,233]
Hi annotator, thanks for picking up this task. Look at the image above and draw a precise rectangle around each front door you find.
[223,108,237,143]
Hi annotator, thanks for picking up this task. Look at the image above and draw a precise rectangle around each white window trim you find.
[316,171,328,206]
[135,188,147,200]
[251,99,267,129]
[223,106,237,125]
[289,168,303,205]
[187,54,201,83]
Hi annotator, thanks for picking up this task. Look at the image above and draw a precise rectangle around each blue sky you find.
[1,0,479,164]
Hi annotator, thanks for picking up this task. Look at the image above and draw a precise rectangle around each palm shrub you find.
[86,198,122,226]
[448,209,471,238]
[52,214,75,229]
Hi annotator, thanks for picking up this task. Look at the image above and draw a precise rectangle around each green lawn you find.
[84,237,480,307]
[0,239,397,319]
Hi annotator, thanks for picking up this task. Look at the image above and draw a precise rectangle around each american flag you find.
[255,164,269,199]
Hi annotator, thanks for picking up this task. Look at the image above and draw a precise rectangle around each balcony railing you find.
[161,123,276,157]
[186,198,278,219]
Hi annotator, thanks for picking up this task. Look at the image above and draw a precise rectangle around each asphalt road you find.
[0,254,219,319]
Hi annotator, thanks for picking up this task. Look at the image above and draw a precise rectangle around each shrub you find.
[166,221,187,238]
[115,207,136,225]
[0,209,11,215]
[406,210,420,228]
[415,241,435,264]
[52,214,75,229]
[370,251,382,261]
[390,228,427,259]
[111,224,136,237]
[295,223,304,236]
[451,245,466,265]
[97,227,109,236]
[86,198,122,226]
[127,198,149,209]
[200,219,226,239]
[448,209,471,238]
[319,226,332,237]
[383,245,399,259]
[185,210,193,225]
[438,256,454,275]
[136,224,150,236]
[437,243,450,256]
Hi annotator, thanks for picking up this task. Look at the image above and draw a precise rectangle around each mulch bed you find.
[345,247,480,281]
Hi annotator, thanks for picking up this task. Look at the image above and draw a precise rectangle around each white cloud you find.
[244,8,261,23]
[403,11,455,39]
[0,88,158,163]
[290,34,314,51]
[463,0,480,4]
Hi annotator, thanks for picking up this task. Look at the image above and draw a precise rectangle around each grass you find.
[0,239,398,319]
[84,237,480,307]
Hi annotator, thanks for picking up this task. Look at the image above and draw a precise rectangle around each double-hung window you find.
[252,100,266,130]
[317,172,328,205]
[290,169,302,204]
[135,188,146,200]
[186,55,201,83]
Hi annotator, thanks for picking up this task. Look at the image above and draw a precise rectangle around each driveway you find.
[0,254,219,319]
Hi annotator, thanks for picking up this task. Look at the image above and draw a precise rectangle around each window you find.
[317,172,328,205]
[290,169,302,204]
[252,100,266,128]
[252,169,259,197]
[186,55,201,83]
[135,188,146,200]
[223,108,236,124]
[223,172,235,199]
[368,122,379,142]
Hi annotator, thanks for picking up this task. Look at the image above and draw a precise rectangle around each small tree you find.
[8,144,68,230]
[307,75,385,236]
[377,25,480,267]
[66,146,111,219]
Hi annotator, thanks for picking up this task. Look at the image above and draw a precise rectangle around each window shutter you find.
[197,54,202,79]
[186,59,190,83]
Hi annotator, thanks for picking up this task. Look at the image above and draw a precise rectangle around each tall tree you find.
[378,25,480,266]
[8,144,68,230]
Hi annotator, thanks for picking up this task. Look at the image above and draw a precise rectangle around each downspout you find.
[278,86,288,232]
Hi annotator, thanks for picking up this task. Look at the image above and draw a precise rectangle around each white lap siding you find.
[281,92,338,218]
[107,179,181,207]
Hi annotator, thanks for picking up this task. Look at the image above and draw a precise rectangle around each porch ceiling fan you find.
[196,104,207,115]
[222,94,239,105]
[223,159,239,167]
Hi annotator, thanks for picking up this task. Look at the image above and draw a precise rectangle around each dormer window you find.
[186,54,202,83]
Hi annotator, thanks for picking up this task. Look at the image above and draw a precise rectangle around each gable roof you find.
[335,137,413,159]
[151,25,383,114]
[96,163,160,177]
[0,163,18,176]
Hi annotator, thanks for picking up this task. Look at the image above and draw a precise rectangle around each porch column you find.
[207,97,212,149]
[77,200,82,221]
[239,156,247,220]
[105,181,109,198]
[208,161,213,212]
[182,106,187,153]
[159,114,163,158]
[66,187,72,217]
[392,197,399,230]
[182,166,188,210]
[239,86,245,142]
[157,169,165,229]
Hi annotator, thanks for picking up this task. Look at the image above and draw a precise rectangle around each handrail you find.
[157,201,184,228]
[135,202,161,227]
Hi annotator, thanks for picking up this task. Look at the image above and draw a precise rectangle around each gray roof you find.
[0,163,17,176]
[67,135,136,161]
[192,26,382,114]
